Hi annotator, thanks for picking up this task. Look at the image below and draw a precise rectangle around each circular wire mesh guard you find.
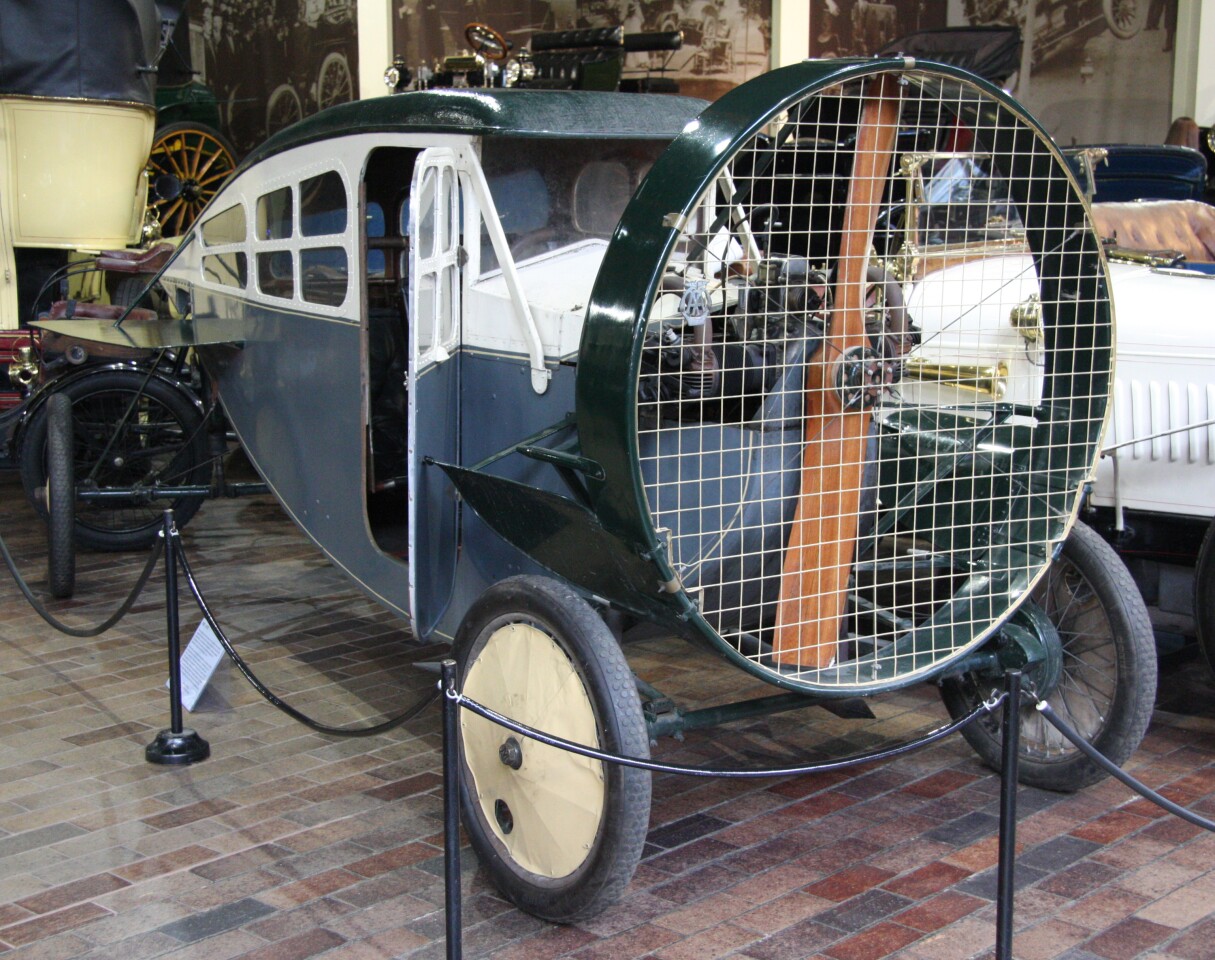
[633,67,1110,692]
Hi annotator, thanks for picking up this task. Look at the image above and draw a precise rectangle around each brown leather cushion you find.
[1091,199,1215,263]
[47,300,157,322]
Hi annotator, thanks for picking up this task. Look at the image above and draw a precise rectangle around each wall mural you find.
[950,0,1178,146]
[190,0,359,156]
[184,0,1174,157]
[391,1,774,100]
[806,0,1176,146]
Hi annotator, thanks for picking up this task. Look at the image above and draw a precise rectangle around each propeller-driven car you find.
[34,59,1153,922]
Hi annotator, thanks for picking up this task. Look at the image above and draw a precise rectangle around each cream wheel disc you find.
[461,620,606,879]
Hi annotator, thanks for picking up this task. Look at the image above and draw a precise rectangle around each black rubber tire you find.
[112,275,155,309]
[45,393,76,599]
[20,370,210,552]
[940,521,1157,791]
[1195,517,1215,678]
[454,575,651,923]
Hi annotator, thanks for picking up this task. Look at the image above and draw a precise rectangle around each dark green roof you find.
[243,89,708,168]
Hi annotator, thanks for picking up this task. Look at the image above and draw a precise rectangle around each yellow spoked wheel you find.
[455,575,650,923]
[147,122,237,238]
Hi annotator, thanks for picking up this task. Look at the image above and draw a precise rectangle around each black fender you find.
[8,360,204,458]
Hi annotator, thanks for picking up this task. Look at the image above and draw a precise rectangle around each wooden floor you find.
[1,469,1215,960]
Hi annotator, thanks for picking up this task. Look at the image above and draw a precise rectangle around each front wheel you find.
[45,393,75,599]
[455,575,650,923]
[940,521,1156,791]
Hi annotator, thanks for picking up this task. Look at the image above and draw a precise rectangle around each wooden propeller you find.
[773,74,902,667]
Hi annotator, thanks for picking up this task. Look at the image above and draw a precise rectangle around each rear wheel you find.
[45,393,75,599]
[455,575,650,923]
[940,522,1156,791]
[21,370,210,551]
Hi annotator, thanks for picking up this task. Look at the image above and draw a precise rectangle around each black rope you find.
[0,529,163,638]
[452,688,1003,778]
[175,537,438,737]
[1036,700,1215,832]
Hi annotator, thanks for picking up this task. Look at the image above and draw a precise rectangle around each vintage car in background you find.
[0,0,172,469]
[0,0,225,587]
[888,151,1215,675]
[0,0,159,336]
[964,0,1148,66]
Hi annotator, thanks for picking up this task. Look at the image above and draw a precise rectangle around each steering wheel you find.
[465,22,511,61]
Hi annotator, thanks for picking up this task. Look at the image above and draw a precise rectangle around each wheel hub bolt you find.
[498,737,523,770]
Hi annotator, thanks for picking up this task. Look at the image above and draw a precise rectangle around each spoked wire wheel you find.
[317,52,353,110]
[21,370,211,552]
[455,576,650,923]
[147,122,238,238]
[941,522,1156,790]
[266,85,304,137]
[1103,0,1148,38]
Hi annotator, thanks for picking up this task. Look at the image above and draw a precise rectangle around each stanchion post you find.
[441,659,462,960]
[146,510,210,765]
[995,669,1022,960]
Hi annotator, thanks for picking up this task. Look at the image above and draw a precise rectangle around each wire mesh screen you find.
[634,68,1110,691]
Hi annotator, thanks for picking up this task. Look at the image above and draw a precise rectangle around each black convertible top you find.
[0,0,162,104]
[878,27,1023,87]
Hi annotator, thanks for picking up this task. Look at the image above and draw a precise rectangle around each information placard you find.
[167,620,226,712]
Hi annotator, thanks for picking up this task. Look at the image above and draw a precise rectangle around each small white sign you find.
[167,620,226,712]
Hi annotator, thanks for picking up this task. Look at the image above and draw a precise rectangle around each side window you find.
[203,252,247,287]
[201,203,248,289]
[257,187,292,240]
[431,166,458,346]
[301,247,348,306]
[257,250,293,299]
[256,186,293,299]
[202,204,245,246]
[411,151,462,363]
[215,168,350,307]
[301,171,348,236]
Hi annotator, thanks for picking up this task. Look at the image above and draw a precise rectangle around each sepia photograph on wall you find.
[391,0,775,101]
[181,1,1176,157]
[809,0,1177,146]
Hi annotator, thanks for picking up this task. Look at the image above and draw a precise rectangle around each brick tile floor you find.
[2,470,1215,959]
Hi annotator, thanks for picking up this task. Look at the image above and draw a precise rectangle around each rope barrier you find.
[174,530,439,737]
[1036,699,1215,833]
[451,684,1002,779]
[0,527,163,638]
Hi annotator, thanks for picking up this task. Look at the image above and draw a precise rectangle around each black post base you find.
[145,728,210,765]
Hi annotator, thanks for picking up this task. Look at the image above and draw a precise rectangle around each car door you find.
[408,147,463,636]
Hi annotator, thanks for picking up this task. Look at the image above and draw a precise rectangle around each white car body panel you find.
[901,254,1215,521]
